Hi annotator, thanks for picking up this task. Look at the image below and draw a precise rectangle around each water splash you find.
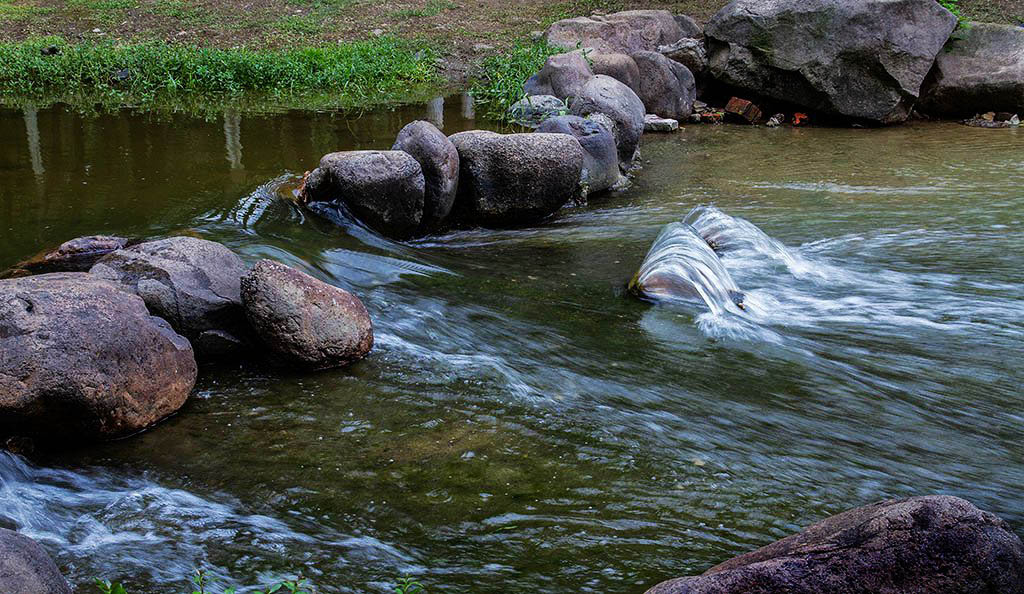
[630,222,745,316]
[685,205,819,278]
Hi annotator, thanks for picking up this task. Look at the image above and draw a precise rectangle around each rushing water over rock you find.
[0,103,1022,592]
[630,220,744,315]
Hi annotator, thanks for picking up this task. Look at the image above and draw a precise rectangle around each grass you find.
[393,0,456,19]
[469,39,564,120]
[0,36,440,111]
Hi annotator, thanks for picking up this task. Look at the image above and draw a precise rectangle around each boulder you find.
[90,236,250,358]
[673,14,702,38]
[569,74,646,167]
[646,495,1024,594]
[589,52,641,93]
[0,529,71,593]
[448,131,584,226]
[546,10,685,54]
[2,235,130,278]
[523,51,593,100]
[240,260,373,370]
[508,95,568,128]
[301,150,425,238]
[659,37,707,77]
[919,23,1024,118]
[705,0,958,124]
[0,273,196,441]
[391,120,459,229]
[644,114,679,132]
[536,115,621,194]
[631,51,697,120]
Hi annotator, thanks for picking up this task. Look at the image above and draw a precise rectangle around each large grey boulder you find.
[523,51,593,100]
[0,529,71,593]
[569,75,646,167]
[301,150,425,238]
[241,260,373,370]
[448,131,584,226]
[508,95,568,128]
[632,51,697,120]
[705,0,958,124]
[536,115,621,195]
[392,120,459,230]
[0,273,196,441]
[2,235,130,278]
[919,23,1024,118]
[589,52,641,93]
[546,10,685,53]
[90,236,250,358]
[646,495,1024,594]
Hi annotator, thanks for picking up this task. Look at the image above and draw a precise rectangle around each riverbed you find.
[1,99,1022,592]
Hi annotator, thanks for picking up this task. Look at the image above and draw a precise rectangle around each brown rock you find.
[0,528,71,593]
[0,273,196,441]
[646,495,1024,594]
[241,260,373,370]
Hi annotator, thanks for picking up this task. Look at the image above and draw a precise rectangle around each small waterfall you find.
[684,205,816,277]
[630,222,745,315]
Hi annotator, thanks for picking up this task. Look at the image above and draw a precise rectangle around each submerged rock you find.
[536,115,621,195]
[631,51,696,120]
[2,235,130,278]
[392,120,459,230]
[919,23,1024,118]
[0,273,196,441]
[90,236,251,358]
[241,259,373,370]
[705,0,957,124]
[569,75,646,167]
[546,10,686,53]
[302,150,426,238]
[630,222,745,314]
[646,495,1024,594]
[507,95,568,128]
[449,131,583,226]
[0,528,72,593]
[522,51,593,100]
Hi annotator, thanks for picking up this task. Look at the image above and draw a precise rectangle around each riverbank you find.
[0,0,1019,111]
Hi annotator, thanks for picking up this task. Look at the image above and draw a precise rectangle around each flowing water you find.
[0,100,1022,593]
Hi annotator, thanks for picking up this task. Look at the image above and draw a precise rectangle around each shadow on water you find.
[0,100,1022,592]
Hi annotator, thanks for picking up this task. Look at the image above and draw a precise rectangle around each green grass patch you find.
[393,0,456,19]
[273,13,323,34]
[0,36,441,112]
[469,39,564,120]
[149,0,206,24]
[0,0,55,20]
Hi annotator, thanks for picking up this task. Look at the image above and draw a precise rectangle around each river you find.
[1,99,1022,592]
